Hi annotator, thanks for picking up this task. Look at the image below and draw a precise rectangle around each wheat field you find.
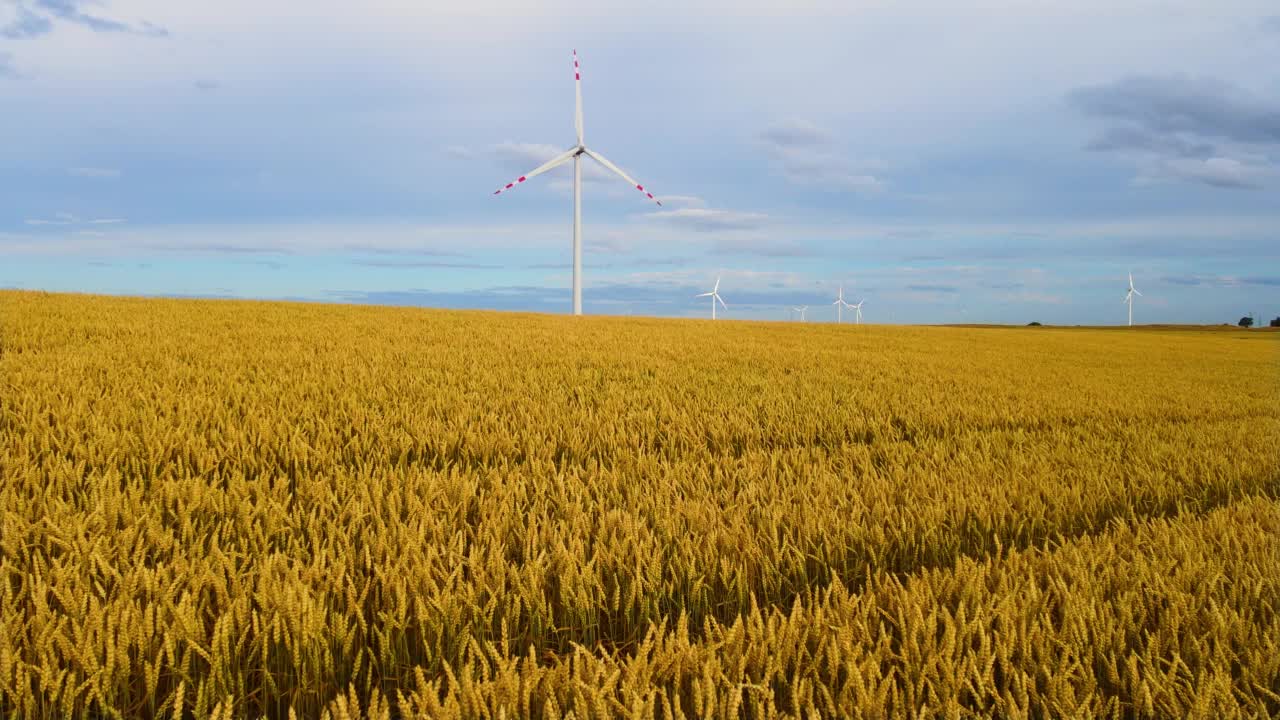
[1,290,1277,719]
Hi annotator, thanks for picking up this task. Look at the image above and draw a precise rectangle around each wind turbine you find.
[491,51,663,316]
[850,298,865,324]
[832,286,852,323]
[793,305,808,322]
[695,276,728,320]
[1124,272,1142,326]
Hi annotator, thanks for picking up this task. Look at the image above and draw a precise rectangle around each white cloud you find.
[68,167,121,178]
[26,212,79,225]
[585,229,631,253]
[1,221,568,256]
[657,195,707,209]
[617,267,805,289]
[25,213,125,226]
[1000,291,1069,305]
[759,118,834,148]
[6,213,1279,262]
[759,120,885,193]
[642,208,769,232]
[1160,272,1246,287]
[442,144,474,160]
[1139,156,1274,189]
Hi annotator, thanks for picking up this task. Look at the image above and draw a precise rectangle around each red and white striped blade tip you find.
[634,184,661,205]
[492,175,528,195]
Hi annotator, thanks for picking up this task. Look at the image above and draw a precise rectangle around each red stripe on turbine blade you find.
[646,193,654,199]
[505,183,514,189]
[518,177,526,182]
[575,73,580,80]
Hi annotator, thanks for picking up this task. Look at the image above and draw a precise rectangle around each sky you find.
[2,0,1278,324]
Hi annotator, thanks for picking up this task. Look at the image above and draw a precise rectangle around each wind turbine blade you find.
[695,292,713,297]
[573,50,584,146]
[714,275,720,293]
[581,147,662,206]
[1133,289,1142,296]
[717,294,728,310]
[492,147,578,196]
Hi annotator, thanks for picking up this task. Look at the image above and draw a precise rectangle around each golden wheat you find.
[1,290,1277,718]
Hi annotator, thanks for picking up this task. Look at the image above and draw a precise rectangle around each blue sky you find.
[2,0,1278,324]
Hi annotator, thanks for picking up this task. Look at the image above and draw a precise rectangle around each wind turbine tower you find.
[695,276,728,320]
[832,287,852,323]
[492,51,663,316]
[1125,272,1142,326]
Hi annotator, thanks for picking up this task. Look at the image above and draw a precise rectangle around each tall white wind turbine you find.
[491,51,663,316]
[832,286,852,323]
[1124,272,1142,326]
[851,298,864,324]
[793,305,808,322]
[695,276,728,320]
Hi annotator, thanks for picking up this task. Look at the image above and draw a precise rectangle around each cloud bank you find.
[1071,75,1280,189]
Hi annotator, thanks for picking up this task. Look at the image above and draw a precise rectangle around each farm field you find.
[1,290,1277,719]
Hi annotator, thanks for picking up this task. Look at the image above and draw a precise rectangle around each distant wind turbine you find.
[832,286,852,323]
[850,298,865,324]
[695,276,728,320]
[793,305,808,322]
[1124,272,1142,326]
[491,51,663,316]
